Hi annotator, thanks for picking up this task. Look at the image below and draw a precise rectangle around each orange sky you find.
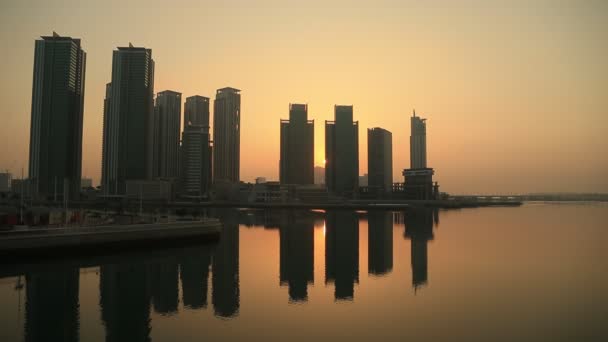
[0,0,607,194]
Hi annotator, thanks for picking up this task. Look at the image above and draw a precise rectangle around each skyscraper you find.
[28,32,86,200]
[213,87,241,183]
[325,105,359,196]
[367,127,393,193]
[401,110,437,200]
[180,126,212,197]
[184,95,210,129]
[410,110,427,169]
[101,44,155,195]
[153,90,181,178]
[280,104,314,185]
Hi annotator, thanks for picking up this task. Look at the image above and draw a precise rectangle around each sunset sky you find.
[0,0,606,194]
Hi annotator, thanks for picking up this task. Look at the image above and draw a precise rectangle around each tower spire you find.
[413,109,416,117]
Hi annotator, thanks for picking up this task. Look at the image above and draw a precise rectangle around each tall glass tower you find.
[28,32,86,200]
[101,44,155,195]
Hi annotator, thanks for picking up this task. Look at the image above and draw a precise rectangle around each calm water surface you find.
[1,203,607,341]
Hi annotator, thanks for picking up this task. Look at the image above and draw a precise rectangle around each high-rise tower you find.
[410,110,427,169]
[28,32,86,200]
[213,87,241,183]
[325,105,359,196]
[101,44,155,195]
[280,104,314,185]
[180,126,213,197]
[153,90,181,178]
[367,127,393,193]
[401,110,437,200]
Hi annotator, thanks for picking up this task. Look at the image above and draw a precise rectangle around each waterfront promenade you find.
[0,220,222,259]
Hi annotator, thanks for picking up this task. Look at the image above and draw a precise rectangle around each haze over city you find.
[1,0,607,194]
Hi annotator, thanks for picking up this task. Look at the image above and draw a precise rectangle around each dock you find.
[0,219,222,259]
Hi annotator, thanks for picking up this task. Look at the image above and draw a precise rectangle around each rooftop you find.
[217,87,241,94]
[117,43,150,51]
[157,90,182,96]
[187,95,210,101]
[40,32,81,46]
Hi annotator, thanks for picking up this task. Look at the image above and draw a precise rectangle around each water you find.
[1,203,607,341]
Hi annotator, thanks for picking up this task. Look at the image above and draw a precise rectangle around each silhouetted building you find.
[180,245,214,309]
[314,166,325,185]
[325,105,359,196]
[212,209,240,317]
[410,110,427,169]
[325,210,359,300]
[213,87,241,183]
[180,126,212,197]
[28,32,86,201]
[149,259,179,314]
[10,178,30,197]
[403,209,436,290]
[153,90,181,179]
[100,262,151,341]
[359,174,368,187]
[401,110,437,200]
[24,268,79,342]
[368,211,393,275]
[80,178,92,189]
[280,104,314,185]
[368,128,393,194]
[279,211,314,301]
[125,179,173,200]
[0,172,11,192]
[101,44,155,195]
[184,95,209,129]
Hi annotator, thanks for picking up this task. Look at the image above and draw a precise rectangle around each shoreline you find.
[0,219,222,259]
[169,199,523,210]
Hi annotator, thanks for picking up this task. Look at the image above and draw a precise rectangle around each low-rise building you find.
[0,173,11,192]
[125,179,173,201]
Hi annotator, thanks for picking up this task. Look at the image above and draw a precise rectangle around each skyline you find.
[1,1,607,194]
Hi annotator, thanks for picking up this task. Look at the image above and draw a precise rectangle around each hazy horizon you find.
[1,0,607,194]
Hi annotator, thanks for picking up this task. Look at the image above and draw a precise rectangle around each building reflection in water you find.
[279,210,314,302]
[180,246,213,309]
[149,257,179,315]
[368,210,393,276]
[402,208,438,290]
[24,268,80,342]
[212,209,240,317]
[100,261,152,342]
[325,210,359,300]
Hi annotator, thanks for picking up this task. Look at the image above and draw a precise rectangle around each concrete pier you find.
[0,220,222,258]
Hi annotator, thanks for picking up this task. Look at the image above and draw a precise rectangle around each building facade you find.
[213,87,241,183]
[180,126,213,197]
[80,178,92,189]
[325,105,359,196]
[401,110,437,200]
[101,44,155,195]
[0,173,11,192]
[367,127,393,193]
[153,90,181,179]
[28,33,86,200]
[184,95,209,129]
[280,104,314,185]
[410,110,427,169]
